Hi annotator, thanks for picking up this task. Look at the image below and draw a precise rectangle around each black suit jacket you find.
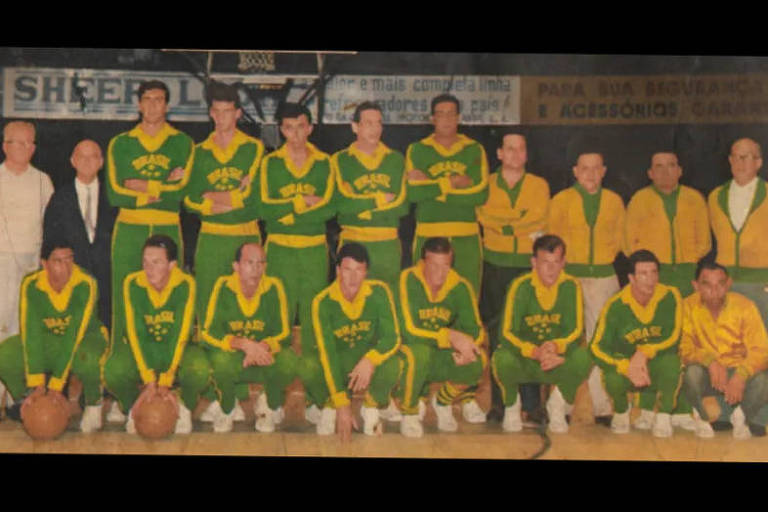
[43,176,117,328]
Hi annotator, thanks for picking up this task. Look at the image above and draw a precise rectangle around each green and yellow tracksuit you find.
[200,272,297,412]
[397,261,485,414]
[625,185,711,296]
[107,123,194,349]
[0,265,108,405]
[259,142,335,361]
[301,279,401,409]
[590,284,683,414]
[184,130,265,321]
[492,270,590,406]
[406,134,489,295]
[332,142,408,294]
[103,266,208,412]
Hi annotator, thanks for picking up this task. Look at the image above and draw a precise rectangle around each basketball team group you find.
[1,77,767,443]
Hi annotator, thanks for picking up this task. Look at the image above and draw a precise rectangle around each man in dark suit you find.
[43,139,117,329]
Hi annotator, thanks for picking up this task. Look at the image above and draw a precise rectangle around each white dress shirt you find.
[728,176,759,232]
[75,177,99,243]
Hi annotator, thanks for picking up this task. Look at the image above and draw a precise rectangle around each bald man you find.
[44,140,117,329]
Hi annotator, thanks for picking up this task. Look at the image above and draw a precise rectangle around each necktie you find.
[84,187,95,243]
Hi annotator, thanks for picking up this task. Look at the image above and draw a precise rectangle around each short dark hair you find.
[695,257,729,280]
[207,81,241,109]
[352,101,382,123]
[276,102,312,125]
[498,129,526,149]
[628,249,660,275]
[421,237,453,259]
[431,94,460,115]
[41,235,74,260]
[143,234,177,262]
[233,242,261,263]
[137,80,170,103]
[533,234,566,258]
[337,242,370,267]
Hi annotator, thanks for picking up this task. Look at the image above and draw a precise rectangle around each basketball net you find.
[238,51,276,72]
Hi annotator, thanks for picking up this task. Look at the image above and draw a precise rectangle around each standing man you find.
[259,103,335,411]
[302,243,401,441]
[590,250,683,437]
[0,237,109,432]
[43,139,117,329]
[477,131,549,423]
[625,151,711,297]
[201,243,297,433]
[397,237,485,437]
[549,150,625,425]
[106,80,194,365]
[406,94,489,423]
[492,235,591,434]
[708,137,768,324]
[332,101,407,294]
[184,81,264,320]
[103,235,209,434]
[680,260,768,439]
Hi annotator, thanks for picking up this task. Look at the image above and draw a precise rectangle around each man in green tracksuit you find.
[397,237,485,437]
[184,81,264,321]
[492,234,591,434]
[590,249,684,438]
[200,242,297,433]
[107,80,194,363]
[301,243,401,441]
[259,103,335,414]
[0,237,108,433]
[103,235,209,434]
[406,94,489,423]
[332,101,407,295]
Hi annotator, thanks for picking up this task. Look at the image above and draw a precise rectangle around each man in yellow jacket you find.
[708,137,768,326]
[549,150,624,425]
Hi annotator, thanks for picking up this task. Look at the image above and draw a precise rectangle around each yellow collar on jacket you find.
[619,283,669,324]
[347,142,390,171]
[134,266,187,309]
[327,279,374,320]
[420,133,474,157]
[224,272,274,317]
[274,142,327,179]
[128,123,179,153]
[529,270,568,311]
[36,265,89,312]
[200,129,253,164]
[413,260,461,303]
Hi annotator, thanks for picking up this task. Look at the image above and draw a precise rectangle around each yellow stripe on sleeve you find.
[124,273,156,384]
[312,289,349,408]
[159,275,196,387]
[501,276,538,358]
[261,277,290,354]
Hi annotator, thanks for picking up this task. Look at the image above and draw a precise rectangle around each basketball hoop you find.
[238,51,276,73]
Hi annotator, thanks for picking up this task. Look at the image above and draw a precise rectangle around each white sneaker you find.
[418,399,426,421]
[431,395,458,432]
[671,413,697,431]
[379,400,403,422]
[502,400,523,433]
[361,406,381,435]
[462,399,487,424]
[546,387,569,434]
[273,407,285,425]
[174,403,192,434]
[255,408,276,433]
[611,410,631,434]
[400,415,424,438]
[694,416,715,439]
[731,406,751,440]
[107,400,126,423]
[633,409,655,430]
[213,408,235,433]
[80,404,103,433]
[125,408,136,434]
[233,401,247,422]
[305,404,322,425]
[200,400,223,423]
[652,412,673,438]
[317,407,336,435]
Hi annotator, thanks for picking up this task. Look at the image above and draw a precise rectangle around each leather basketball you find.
[21,393,70,441]
[134,395,178,439]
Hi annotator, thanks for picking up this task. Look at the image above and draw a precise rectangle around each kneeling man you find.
[492,234,590,434]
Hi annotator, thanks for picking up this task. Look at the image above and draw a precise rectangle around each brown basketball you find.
[21,393,70,441]
[134,395,178,439]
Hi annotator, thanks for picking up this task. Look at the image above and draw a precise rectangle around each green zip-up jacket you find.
[399,261,484,348]
[107,123,194,211]
[405,134,489,224]
[501,270,584,358]
[123,266,196,387]
[184,130,265,224]
[20,265,99,391]
[311,279,400,407]
[331,142,408,229]
[259,143,335,236]
[590,283,682,376]
[200,272,290,354]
